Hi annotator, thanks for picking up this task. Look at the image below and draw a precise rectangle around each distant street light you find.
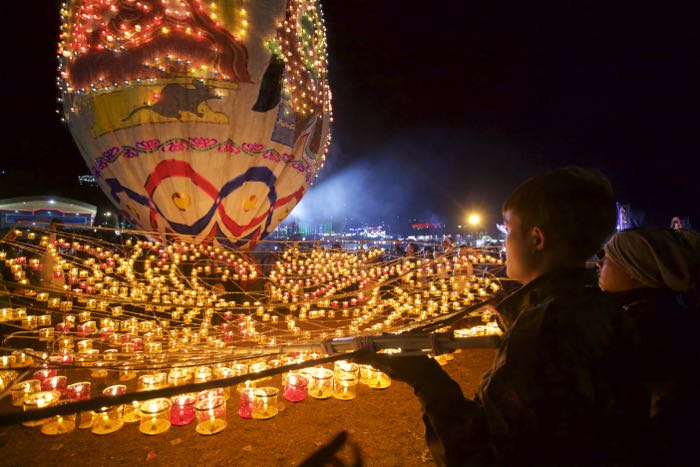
[467,212,481,227]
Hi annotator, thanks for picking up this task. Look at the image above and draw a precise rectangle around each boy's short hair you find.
[503,167,616,261]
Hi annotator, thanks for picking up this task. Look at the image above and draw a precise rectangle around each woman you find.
[597,228,700,464]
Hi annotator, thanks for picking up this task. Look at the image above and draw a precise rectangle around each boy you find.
[358,168,644,465]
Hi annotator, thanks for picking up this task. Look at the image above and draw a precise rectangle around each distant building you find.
[0,196,96,229]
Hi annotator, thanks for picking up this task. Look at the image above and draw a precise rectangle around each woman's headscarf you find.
[604,228,700,293]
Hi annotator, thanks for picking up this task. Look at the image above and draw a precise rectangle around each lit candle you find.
[332,374,358,401]
[92,385,127,435]
[366,367,392,390]
[22,390,61,427]
[283,372,308,403]
[139,398,171,435]
[41,375,68,394]
[252,387,279,420]
[66,381,94,428]
[33,368,58,383]
[138,373,168,391]
[196,395,227,435]
[238,387,254,419]
[41,400,77,436]
[0,309,11,322]
[168,368,192,387]
[38,314,52,326]
[11,379,41,407]
[213,366,234,401]
[307,367,334,399]
[77,339,93,352]
[193,366,213,383]
[170,394,196,426]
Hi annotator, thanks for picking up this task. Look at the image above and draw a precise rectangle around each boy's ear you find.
[531,226,546,252]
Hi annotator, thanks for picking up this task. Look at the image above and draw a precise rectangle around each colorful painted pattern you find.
[106,161,305,248]
[92,137,312,178]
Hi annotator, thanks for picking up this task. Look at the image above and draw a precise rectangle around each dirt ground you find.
[0,349,495,466]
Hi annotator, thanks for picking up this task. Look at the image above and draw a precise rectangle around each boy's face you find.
[596,253,641,292]
[503,209,539,284]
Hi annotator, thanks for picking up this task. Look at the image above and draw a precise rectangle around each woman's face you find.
[597,253,643,292]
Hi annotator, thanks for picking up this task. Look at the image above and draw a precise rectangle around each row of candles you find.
[1,229,501,348]
[9,359,392,437]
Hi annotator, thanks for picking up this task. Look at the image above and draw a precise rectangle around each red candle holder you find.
[33,369,58,383]
[238,388,254,419]
[41,375,68,394]
[283,373,308,403]
[170,394,196,426]
[66,381,91,400]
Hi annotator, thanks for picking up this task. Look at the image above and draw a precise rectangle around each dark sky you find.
[1,1,697,229]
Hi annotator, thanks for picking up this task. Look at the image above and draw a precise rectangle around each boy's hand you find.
[352,351,445,388]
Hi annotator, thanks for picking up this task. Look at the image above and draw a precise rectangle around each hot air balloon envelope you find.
[58,0,332,248]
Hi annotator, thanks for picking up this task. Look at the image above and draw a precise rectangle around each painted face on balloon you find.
[59,0,332,248]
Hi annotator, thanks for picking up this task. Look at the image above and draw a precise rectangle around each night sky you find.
[1,1,697,231]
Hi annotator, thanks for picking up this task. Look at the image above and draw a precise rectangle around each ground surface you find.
[0,349,495,466]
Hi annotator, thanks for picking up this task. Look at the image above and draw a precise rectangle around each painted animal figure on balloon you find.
[122,80,221,121]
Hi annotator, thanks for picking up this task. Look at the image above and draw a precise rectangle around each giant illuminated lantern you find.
[57,0,332,248]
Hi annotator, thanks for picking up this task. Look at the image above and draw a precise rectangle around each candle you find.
[41,400,77,436]
[366,367,392,389]
[248,361,270,386]
[333,361,360,379]
[358,364,372,385]
[0,308,11,322]
[41,375,67,393]
[107,394,134,424]
[193,366,213,383]
[21,316,38,330]
[168,368,192,387]
[39,327,54,341]
[170,394,196,426]
[232,363,249,393]
[11,379,41,407]
[138,373,168,391]
[144,342,162,353]
[238,387,254,419]
[13,351,35,368]
[307,367,334,399]
[196,395,227,435]
[139,398,171,435]
[22,390,61,427]
[283,372,308,403]
[91,385,127,435]
[33,368,58,383]
[332,374,358,401]
[252,387,279,420]
[0,355,16,369]
[77,339,93,352]
[37,315,51,326]
[0,370,18,392]
[66,381,91,400]
[213,366,234,401]
[66,381,94,428]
